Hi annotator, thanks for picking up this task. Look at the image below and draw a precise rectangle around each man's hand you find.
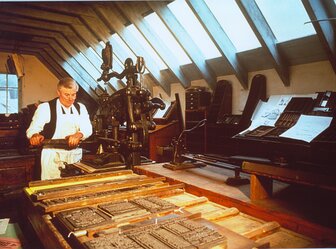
[29,133,45,146]
[66,132,83,148]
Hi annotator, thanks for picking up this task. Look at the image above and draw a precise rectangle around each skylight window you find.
[204,0,261,52]
[255,0,316,42]
[109,33,137,65]
[127,24,167,70]
[74,52,101,80]
[87,47,103,65]
[145,12,192,65]
[168,0,221,60]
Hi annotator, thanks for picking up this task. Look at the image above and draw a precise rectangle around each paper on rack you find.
[240,95,293,134]
[280,115,332,143]
[0,218,9,235]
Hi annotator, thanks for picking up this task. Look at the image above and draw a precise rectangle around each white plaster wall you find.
[1,51,335,116]
[153,60,336,115]
[0,52,58,109]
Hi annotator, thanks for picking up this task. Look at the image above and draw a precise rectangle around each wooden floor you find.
[134,163,336,247]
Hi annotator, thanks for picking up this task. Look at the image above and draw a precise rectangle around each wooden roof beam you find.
[236,0,290,86]
[302,0,336,73]
[148,1,218,90]
[27,2,112,43]
[116,2,190,89]
[0,5,104,72]
[0,43,67,82]
[187,0,248,89]
[0,38,66,78]
[0,12,103,76]
[42,45,98,100]
[0,22,98,98]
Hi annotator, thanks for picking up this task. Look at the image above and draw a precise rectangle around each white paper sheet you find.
[0,218,9,235]
[280,115,332,143]
[153,100,171,119]
[240,95,294,134]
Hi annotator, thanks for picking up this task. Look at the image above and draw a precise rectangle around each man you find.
[26,77,92,180]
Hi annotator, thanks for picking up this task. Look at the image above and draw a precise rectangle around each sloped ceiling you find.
[0,1,334,103]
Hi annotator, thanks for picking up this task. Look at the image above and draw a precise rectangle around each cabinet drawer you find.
[0,167,27,186]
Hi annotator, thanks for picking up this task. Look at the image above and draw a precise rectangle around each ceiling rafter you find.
[0,38,65,78]
[0,3,106,70]
[42,45,98,100]
[187,0,248,89]
[236,0,290,87]
[30,29,100,90]
[302,0,336,73]
[148,1,217,90]
[0,11,103,76]
[0,42,97,108]
[0,22,98,98]
[0,43,66,79]
[27,2,112,43]
[94,3,171,95]
[0,4,104,94]
[116,1,190,89]
[25,0,135,91]
[0,1,332,102]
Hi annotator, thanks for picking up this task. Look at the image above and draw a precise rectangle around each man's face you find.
[57,86,77,108]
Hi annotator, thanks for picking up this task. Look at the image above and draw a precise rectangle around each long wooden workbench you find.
[21,163,333,248]
[22,170,256,249]
[134,163,336,247]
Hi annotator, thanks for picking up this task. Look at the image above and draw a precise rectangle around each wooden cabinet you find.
[185,109,207,153]
[0,155,35,198]
[148,121,179,162]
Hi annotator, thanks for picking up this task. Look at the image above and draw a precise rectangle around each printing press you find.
[68,42,166,173]
[231,91,336,176]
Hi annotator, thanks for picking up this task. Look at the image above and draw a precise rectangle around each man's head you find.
[57,77,79,108]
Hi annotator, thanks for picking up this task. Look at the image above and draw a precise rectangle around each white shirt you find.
[26,99,93,180]
[26,99,92,140]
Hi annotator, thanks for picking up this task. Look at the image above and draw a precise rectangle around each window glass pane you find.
[0,88,6,113]
[8,74,18,87]
[9,89,18,113]
[0,73,18,113]
[109,34,149,75]
[255,0,316,42]
[113,55,124,72]
[0,74,6,87]
[145,12,192,65]
[168,0,221,59]
[110,33,137,65]
[127,24,167,70]
[205,0,261,52]
[74,52,101,79]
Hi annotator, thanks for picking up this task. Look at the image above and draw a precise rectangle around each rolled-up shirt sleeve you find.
[26,103,51,139]
[78,103,92,140]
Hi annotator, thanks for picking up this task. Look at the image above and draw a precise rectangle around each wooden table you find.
[241,161,336,200]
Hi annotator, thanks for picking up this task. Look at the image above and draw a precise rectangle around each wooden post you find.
[250,174,273,200]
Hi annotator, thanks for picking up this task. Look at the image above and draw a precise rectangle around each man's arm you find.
[76,103,93,139]
[67,103,92,148]
[26,103,50,146]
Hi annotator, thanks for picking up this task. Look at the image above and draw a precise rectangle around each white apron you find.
[40,106,82,180]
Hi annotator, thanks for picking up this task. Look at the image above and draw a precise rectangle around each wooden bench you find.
[242,161,336,200]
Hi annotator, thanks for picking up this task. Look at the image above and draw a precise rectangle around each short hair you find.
[57,77,79,91]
